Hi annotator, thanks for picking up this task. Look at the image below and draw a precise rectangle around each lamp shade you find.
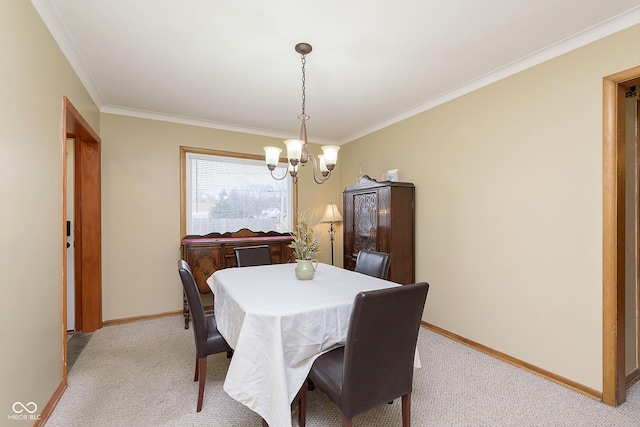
[321,203,343,223]
[320,145,340,170]
[284,139,303,164]
[263,146,282,168]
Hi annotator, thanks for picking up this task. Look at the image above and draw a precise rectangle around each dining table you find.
[206,262,409,427]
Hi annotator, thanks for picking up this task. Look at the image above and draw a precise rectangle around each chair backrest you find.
[178,260,209,356]
[354,250,391,280]
[234,245,272,267]
[341,282,429,419]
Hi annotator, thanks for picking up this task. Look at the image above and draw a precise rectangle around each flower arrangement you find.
[289,212,321,260]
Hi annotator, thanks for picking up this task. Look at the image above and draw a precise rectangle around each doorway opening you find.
[62,97,102,379]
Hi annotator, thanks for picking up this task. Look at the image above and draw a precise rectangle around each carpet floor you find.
[47,315,640,426]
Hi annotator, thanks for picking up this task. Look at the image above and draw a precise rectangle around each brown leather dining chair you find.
[234,245,272,267]
[298,282,429,427]
[178,260,232,412]
[354,250,391,280]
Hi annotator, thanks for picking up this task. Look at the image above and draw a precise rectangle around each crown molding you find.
[100,105,339,145]
[340,7,640,144]
[31,0,106,107]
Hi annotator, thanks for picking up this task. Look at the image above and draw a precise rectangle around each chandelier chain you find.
[300,53,306,115]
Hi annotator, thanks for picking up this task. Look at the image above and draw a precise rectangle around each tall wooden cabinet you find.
[343,175,415,284]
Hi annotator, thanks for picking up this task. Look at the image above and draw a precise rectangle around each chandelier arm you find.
[313,172,330,184]
[307,154,330,184]
[270,167,290,181]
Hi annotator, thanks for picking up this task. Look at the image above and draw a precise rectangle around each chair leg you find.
[298,380,307,427]
[196,357,207,412]
[401,392,411,427]
[341,415,352,427]
[194,357,199,382]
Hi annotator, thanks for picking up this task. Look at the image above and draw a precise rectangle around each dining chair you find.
[354,250,391,280]
[178,260,232,412]
[298,282,429,427]
[234,245,272,267]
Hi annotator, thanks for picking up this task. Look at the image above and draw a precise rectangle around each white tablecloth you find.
[206,263,398,427]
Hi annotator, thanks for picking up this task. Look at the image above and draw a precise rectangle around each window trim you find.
[180,146,298,237]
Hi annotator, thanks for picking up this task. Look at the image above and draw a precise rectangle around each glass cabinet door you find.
[353,192,377,253]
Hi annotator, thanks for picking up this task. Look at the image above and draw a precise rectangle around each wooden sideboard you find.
[180,228,295,328]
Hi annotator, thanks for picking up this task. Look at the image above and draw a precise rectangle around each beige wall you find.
[0,1,99,423]
[337,25,640,390]
[100,114,342,320]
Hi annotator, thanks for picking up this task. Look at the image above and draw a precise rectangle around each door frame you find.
[602,65,640,406]
[62,97,102,377]
[636,99,640,380]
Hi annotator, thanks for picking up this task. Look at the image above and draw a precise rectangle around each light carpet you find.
[46,315,640,426]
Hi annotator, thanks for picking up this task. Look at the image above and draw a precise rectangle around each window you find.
[181,147,294,236]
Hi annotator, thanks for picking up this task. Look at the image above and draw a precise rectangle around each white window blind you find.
[186,152,292,235]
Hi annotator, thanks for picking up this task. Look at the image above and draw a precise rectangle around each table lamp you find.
[321,203,343,265]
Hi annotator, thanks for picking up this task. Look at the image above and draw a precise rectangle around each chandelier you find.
[264,43,339,184]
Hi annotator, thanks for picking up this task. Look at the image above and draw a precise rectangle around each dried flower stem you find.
[288,211,321,260]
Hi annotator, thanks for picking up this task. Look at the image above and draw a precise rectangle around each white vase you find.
[295,259,318,280]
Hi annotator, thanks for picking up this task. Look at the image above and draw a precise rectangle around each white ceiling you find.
[32,1,640,145]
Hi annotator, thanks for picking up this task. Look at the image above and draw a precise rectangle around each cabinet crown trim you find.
[345,175,415,191]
